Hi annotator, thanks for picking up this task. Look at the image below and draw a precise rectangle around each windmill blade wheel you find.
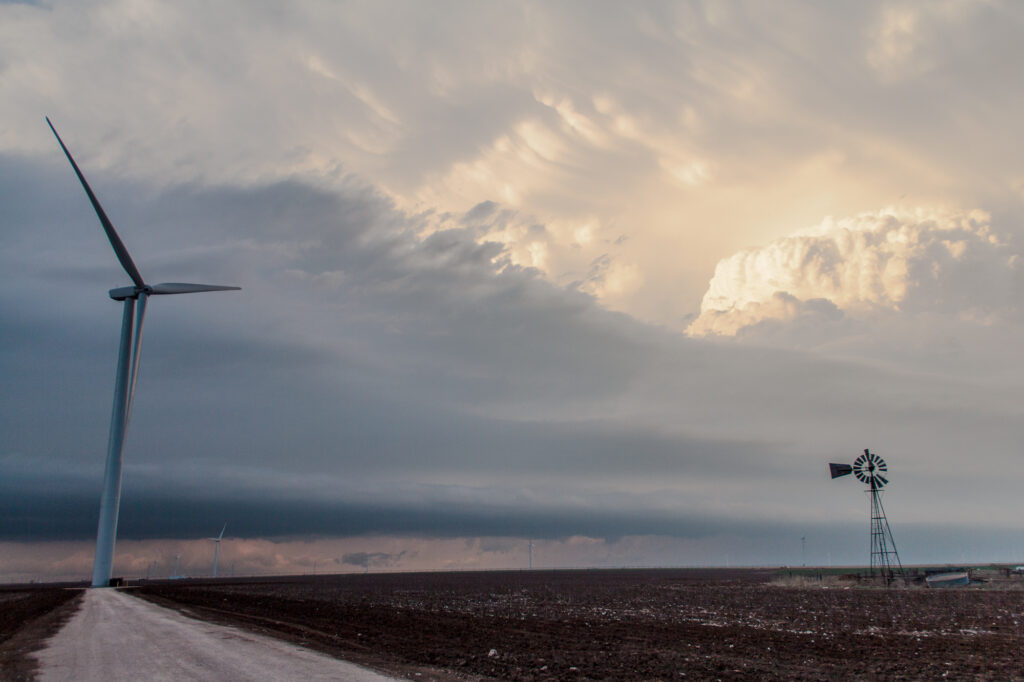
[853,450,888,488]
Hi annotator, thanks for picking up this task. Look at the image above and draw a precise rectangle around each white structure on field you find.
[47,118,240,587]
[209,523,227,578]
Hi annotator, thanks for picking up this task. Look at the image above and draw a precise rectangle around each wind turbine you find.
[46,118,240,587]
[209,523,227,578]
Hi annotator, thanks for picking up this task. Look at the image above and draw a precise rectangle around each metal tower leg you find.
[868,485,903,582]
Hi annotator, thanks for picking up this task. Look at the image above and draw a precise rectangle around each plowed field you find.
[136,569,1024,680]
[0,587,82,680]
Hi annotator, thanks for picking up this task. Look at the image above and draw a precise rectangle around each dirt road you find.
[33,588,397,681]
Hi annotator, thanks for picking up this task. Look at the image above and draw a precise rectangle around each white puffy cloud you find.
[689,207,1018,337]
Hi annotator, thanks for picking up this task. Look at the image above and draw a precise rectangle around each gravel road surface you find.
[33,588,397,681]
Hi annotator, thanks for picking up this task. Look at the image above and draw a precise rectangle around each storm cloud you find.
[4,1,1024,579]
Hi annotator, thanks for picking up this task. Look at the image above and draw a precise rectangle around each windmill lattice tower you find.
[829,449,904,580]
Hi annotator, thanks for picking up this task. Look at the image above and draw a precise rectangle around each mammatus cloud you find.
[688,208,1017,337]
[7,1,1023,328]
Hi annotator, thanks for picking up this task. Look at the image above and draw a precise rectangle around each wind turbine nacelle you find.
[829,462,853,479]
[109,286,141,301]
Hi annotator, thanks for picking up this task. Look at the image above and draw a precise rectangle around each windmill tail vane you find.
[829,462,853,479]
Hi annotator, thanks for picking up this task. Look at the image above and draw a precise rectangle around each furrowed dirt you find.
[0,588,83,681]
[136,569,1024,680]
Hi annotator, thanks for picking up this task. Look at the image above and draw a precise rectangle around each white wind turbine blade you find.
[149,283,241,295]
[46,117,146,288]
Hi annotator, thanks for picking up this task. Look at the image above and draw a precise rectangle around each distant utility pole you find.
[529,540,533,570]
[801,536,806,567]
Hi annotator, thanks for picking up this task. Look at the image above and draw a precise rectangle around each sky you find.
[3,0,1024,582]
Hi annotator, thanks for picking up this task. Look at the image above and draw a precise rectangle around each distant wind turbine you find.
[210,523,227,578]
[46,118,240,588]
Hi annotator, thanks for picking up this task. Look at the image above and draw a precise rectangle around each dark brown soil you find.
[135,568,1024,680]
[0,589,83,681]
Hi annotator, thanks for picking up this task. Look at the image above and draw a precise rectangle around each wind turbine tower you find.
[210,523,227,578]
[47,119,240,587]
